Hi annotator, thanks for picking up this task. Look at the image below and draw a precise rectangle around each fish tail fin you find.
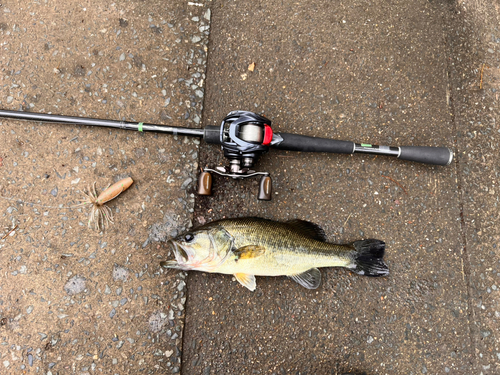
[350,239,389,277]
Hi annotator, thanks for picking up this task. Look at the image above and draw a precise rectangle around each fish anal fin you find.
[286,220,327,242]
[234,273,256,291]
[289,268,322,289]
[233,245,265,260]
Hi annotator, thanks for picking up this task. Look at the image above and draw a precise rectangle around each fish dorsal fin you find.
[233,245,265,260]
[289,268,322,289]
[286,220,327,242]
[234,273,256,291]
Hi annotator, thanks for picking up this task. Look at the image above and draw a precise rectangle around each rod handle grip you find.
[398,146,453,166]
[272,133,354,154]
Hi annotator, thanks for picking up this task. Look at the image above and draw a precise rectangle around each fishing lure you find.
[81,177,133,231]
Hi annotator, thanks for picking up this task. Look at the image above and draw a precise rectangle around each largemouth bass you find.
[160,217,388,291]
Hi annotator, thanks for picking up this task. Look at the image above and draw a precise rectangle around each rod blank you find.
[0,109,205,137]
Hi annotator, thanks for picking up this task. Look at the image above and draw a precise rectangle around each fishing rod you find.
[0,109,453,200]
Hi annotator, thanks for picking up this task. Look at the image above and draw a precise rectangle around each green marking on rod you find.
[361,143,372,147]
[138,122,144,132]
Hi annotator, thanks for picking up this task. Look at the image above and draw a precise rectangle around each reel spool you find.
[198,111,277,200]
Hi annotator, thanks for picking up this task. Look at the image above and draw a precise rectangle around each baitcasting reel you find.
[197,111,283,200]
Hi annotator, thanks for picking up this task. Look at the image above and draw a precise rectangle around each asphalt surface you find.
[1,0,499,374]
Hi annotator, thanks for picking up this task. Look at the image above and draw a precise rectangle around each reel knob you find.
[197,171,213,195]
[258,175,272,201]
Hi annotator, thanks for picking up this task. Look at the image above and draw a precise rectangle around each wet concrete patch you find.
[112,265,130,282]
[64,276,87,296]
[148,311,168,334]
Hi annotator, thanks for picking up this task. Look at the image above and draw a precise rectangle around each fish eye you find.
[184,233,194,242]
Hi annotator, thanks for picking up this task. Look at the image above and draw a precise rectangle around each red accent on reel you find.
[262,124,273,145]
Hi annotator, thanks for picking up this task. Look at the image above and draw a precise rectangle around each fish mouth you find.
[160,240,188,269]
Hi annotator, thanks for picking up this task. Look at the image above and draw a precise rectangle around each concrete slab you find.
[0,0,210,373]
[450,1,500,373]
[184,0,471,374]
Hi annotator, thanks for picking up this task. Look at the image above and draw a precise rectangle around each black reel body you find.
[198,111,277,200]
[220,110,273,170]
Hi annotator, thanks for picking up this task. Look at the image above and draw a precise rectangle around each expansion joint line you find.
[444,16,477,368]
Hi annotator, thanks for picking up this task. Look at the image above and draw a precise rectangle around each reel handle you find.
[258,176,272,200]
[197,172,213,195]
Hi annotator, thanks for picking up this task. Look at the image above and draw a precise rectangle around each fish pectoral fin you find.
[234,273,257,291]
[233,245,265,260]
[289,268,322,289]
